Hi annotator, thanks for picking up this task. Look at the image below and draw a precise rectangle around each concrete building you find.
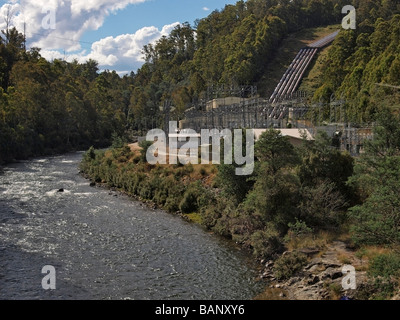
[254,128,314,146]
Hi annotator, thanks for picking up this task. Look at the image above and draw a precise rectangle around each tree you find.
[348,109,400,246]
[349,176,400,246]
[255,129,299,176]
[298,130,354,196]
[236,129,302,234]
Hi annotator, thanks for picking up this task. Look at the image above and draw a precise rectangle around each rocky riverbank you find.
[80,144,400,301]
[259,241,371,300]
[87,172,368,301]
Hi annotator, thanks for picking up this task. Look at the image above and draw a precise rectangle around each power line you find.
[25,30,97,47]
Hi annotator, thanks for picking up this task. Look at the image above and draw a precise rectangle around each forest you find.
[0,28,134,164]
[3,0,399,164]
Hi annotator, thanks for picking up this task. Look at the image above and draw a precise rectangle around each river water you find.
[0,152,263,300]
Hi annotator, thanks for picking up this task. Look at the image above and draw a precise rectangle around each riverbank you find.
[1,152,263,299]
[79,140,400,300]
[78,146,327,300]
[83,166,358,301]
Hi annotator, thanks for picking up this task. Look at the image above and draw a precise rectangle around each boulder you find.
[321,267,343,280]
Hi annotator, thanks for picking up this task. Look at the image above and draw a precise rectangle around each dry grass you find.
[253,287,289,300]
[129,143,219,184]
[337,252,353,265]
[285,230,338,252]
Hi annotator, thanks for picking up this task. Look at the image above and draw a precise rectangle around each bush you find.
[250,226,283,259]
[274,251,308,280]
[179,182,210,214]
[298,182,347,231]
[349,181,400,247]
[287,219,313,237]
[164,183,185,213]
[179,188,198,213]
[111,132,127,149]
[284,219,313,244]
[199,167,207,176]
[368,253,400,279]
[139,140,153,162]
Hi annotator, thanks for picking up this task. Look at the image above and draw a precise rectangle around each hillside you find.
[2,0,400,165]
[257,24,340,98]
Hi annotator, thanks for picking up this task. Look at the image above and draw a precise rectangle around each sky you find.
[0,0,238,75]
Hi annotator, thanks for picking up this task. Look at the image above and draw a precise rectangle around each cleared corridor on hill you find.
[269,30,340,103]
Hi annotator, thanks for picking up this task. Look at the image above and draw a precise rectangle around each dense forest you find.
[314,1,400,121]
[1,0,399,164]
[0,28,134,164]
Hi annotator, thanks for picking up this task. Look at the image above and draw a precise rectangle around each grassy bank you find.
[79,143,217,222]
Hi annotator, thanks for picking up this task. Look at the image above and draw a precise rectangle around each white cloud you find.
[0,0,148,51]
[203,7,210,11]
[0,0,179,73]
[42,22,180,73]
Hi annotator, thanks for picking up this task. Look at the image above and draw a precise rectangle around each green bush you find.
[179,182,210,214]
[250,226,283,259]
[368,253,400,279]
[111,132,127,149]
[274,251,308,280]
[180,189,198,213]
[298,182,347,231]
[199,167,207,176]
[164,183,186,213]
[287,219,313,237]
[139,140,153,162]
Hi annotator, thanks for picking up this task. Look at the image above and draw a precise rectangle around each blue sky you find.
[82,0,237,43]
[0,0,238,74]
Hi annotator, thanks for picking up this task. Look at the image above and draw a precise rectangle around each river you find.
[0,152,264,300]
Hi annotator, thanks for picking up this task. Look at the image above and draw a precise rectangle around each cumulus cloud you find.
[0,0,179,73]
[78,22,180,71]
[0,1,148,50]
[203,7,210,11]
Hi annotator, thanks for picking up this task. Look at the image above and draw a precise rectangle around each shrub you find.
[180,188,198,213]
[199,167,207,176]
[111,132,127,149]
[287,219,313,237]
[298,182,347,231]
[368,253,400,279]
[164,183,185,213]
[349,181,400,247]
[250,226,283,259]
[139,140,153,162]
[179,182,210,214]
[274,251,308,280]
[284,219,314,247]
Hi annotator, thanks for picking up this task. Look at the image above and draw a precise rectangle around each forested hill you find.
[0,31,135,164]
[1,0,400,163]
[133,0,400,123]
[313,4,400,122]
